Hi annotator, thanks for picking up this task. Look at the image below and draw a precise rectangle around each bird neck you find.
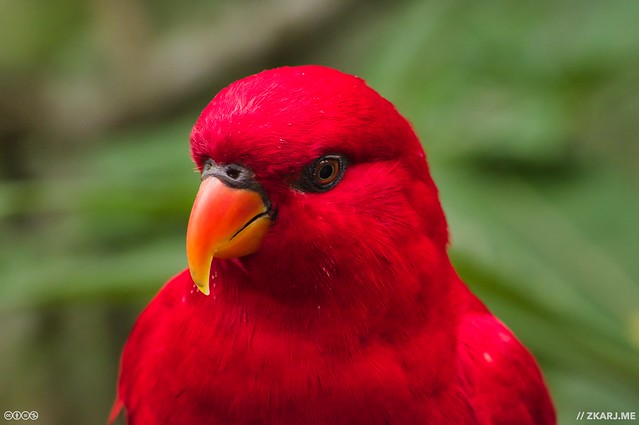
[208,249,461,356]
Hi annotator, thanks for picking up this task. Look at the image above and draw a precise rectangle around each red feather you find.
[112,66,555,424]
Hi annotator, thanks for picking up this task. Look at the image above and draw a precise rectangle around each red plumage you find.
[112,66,555,424]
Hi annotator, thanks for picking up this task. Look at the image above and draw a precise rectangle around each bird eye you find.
[299,154,347,192]
[314,158,339,185]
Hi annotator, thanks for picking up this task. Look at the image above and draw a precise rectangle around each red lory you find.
[111,65,555,424]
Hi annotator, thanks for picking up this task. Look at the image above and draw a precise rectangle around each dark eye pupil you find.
[318,164,334,180]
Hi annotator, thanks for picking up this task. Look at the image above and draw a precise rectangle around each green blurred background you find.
[1,0,638,423]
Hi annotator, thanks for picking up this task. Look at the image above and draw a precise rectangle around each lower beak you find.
[186,177,271,295]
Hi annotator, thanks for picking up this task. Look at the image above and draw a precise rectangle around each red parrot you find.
[111,65,555,424]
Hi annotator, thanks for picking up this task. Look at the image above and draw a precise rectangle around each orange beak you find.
[186,177,271,295]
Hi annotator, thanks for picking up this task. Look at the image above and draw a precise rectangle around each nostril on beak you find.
[225,165,241,180]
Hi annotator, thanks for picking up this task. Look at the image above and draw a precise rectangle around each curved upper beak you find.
[186,176,272,295]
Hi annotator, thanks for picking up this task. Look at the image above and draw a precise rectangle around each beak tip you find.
[189,269,211,296]
[194,280,210,296]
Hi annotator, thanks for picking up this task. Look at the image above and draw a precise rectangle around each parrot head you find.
[113,66,556,425]
[187,65,449,311]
